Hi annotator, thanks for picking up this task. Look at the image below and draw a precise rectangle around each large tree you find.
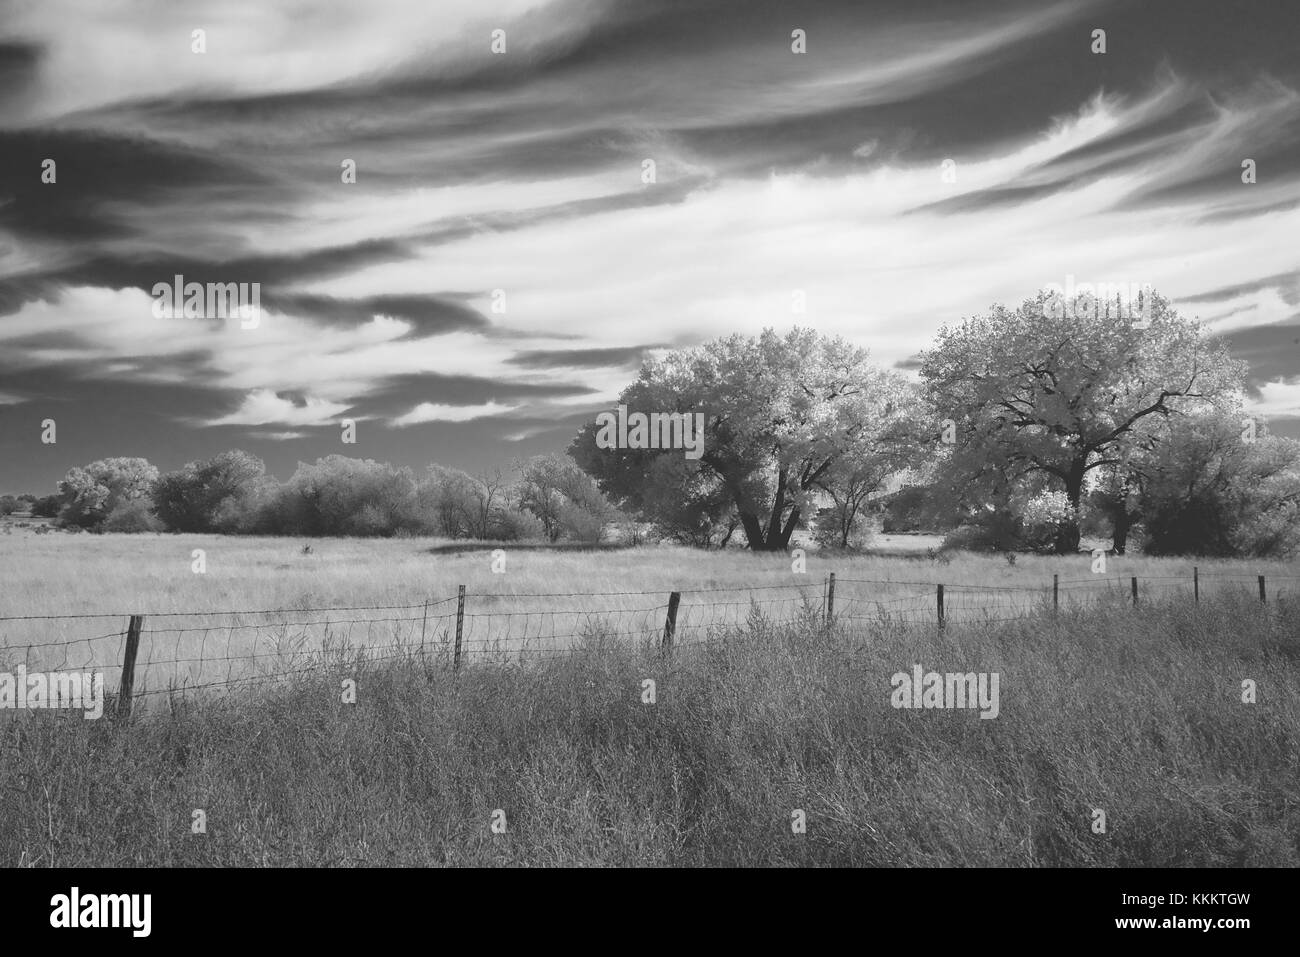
[571,327,918,551]
[919,291,1245,553]
[56,457,159,529]
[152,449,270,532]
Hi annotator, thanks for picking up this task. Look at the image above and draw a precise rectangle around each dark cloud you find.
[0,128,274,242]
[1214,319,1300,390]
[270,293,488,334]
[906,184,1063,216]
[0,40,41,107]
[1182,271,1300,307]
[506,345,658,369]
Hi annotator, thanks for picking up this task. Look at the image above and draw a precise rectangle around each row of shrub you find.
[9,451,620,541]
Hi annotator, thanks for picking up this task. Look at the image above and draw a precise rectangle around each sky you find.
[2,0,1299,494]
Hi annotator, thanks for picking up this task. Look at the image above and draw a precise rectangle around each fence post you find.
[419,599,429,652]
[117,614,143,720]
[936,584,945,631]
[1053,574,1059,615]
[1194,566,1199,604]
[663,591,681,656]
[1131,576,1138,606]
[1259,575,1266,604]
[826,572,836,627]
[454,585,465,672]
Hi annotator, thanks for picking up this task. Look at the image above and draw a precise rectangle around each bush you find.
[102,499,164,533]
[1230,503,1300,558]
[881,485,953,534]
[942,511,1020,552]
[494,508,548,542]
[29,495,62,518]
[271,456,420,537]
[557,502,607,543]
[812,511,874,550]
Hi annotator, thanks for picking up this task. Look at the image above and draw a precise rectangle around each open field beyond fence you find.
[1,534,1298,711]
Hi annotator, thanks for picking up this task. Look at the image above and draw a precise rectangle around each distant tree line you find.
[11,452,619,543]
[9,288,1298,557]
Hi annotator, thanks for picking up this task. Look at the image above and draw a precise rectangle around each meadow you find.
[1,531,1298,866]
[4,528,1297,619]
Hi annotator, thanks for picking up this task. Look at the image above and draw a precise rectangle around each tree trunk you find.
[718,520,737,549]
[1055,462,1087,554]
[777,506,800,549]
[1112,510,1130,555]
[764,468,789,547]
[725,467,804,551]
[737,510,767,549]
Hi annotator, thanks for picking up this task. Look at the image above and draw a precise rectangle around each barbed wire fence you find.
[0,568,1294,717]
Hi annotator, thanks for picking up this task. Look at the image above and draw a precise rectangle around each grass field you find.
[3,529,1297,618]
[1,532,1298,866]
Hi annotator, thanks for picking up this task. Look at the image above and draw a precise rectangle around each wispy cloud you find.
[393,401,517,426]
[205,390,353,427]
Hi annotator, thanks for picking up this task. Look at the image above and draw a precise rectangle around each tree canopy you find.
[571,327,920,550]
[918,291,1246,552]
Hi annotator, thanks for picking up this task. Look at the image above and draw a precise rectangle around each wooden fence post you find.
[454,585,465,672]
[117,614,143,720]
[663,591,681,656]
[1193,566,1199,604]
[936,584,945,631]
[826,572,836,627]
[1053,574,1059,615]
[1259,575,1266,604]
[419,599,429,652]
[1131,576,1138,606]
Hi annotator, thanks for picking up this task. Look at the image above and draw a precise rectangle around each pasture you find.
[2,531,1297,697]
[4,529,1297,619]
[1,532,1298,866]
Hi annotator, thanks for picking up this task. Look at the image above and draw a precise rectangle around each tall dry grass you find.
[2,590,1296,866]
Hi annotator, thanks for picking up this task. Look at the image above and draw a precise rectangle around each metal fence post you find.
[826,572,836,627]
[1053,574,1059,615]
[1131,576,1138,606]
[936,584,945,631]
